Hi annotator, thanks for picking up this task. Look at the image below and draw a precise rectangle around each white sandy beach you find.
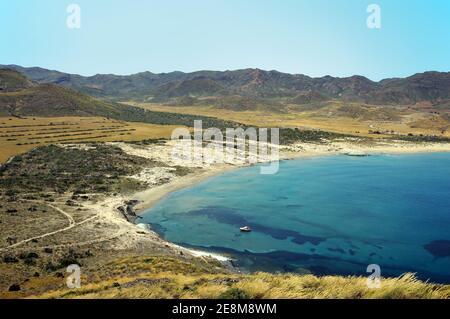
[129,139,450,212]
[83,139,450,262]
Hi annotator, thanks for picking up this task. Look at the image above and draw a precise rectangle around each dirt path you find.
[35,228,129,250]
[0,202,96,251]
[46,203,76,227]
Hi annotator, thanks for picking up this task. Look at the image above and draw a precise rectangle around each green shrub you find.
[218,288,250,299]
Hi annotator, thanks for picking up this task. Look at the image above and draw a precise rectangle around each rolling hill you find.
[0,69,243,129]
[0,71,120,117]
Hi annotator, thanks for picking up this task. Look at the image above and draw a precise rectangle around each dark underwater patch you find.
[285,204,303,209]
[185,207,325,245]
[424,240,450,258]
[328,247,346,254]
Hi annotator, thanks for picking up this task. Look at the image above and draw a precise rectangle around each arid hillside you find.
[4,65,450,109]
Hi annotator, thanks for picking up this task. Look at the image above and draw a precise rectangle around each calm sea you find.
[141,153,450,283]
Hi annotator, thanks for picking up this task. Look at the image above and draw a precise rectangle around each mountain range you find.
[2,65,450,109]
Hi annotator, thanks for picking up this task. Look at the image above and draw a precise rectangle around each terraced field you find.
[0,116,182,163]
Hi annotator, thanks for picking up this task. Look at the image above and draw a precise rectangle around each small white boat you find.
[240,226,252,232]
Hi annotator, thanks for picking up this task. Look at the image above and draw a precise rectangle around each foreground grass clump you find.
[30,256,450,299]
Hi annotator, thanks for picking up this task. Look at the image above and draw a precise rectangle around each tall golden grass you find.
[27,256,449,299]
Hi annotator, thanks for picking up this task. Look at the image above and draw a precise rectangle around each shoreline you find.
[133,141,450,215]
[131,165,239,262]
[113,141,450,263]
[133,164,237,214]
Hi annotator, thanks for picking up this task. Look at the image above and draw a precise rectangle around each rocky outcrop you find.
[117,200,141,223]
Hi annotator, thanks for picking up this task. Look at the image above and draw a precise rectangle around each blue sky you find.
[1,0,449,80]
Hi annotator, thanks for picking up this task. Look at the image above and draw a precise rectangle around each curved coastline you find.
[134,143,450,215]
[125,144,450,264]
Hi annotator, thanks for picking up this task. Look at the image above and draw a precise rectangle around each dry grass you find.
[0,116,182,163]
[17,256,449,299]
[234,272,449,299]
[130,102,450,138]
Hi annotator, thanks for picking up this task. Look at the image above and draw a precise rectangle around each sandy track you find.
[32,228,128,250]
[47,203,76,227]
[0,202,98,251]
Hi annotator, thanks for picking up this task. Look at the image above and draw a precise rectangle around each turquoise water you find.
[141,153,450,283]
